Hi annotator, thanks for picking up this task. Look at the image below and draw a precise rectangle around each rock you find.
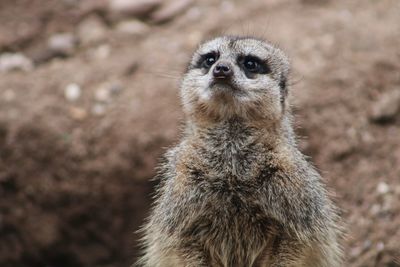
[31,33,78,64]
[94,87,111,102]
[349,245,362,257]
[64,83,82,102]
[108,0,161,19]
[369,204,381,215]
[89,44,111,60]
[69,106,88,121]
[376,181,390,195]
[48,33,77,55]
[0,53,33,72]
[77,15,108,46]
[370,89,400,124]
[376,242,385,252]
[116,19,150,35]
[151,0,193,24]
[94,82,123,102]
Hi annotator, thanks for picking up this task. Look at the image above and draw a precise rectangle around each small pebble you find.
[109,0,161,18]
[95,87,111,102]
[64,83,81,102]
[370,203,381,215]
[77,15,108,46]
[48,33,77,55]
[376,181,390,195]
[0,53,33,72]
[90,44,111,59]
[370,89,400,123]
[376,242,384,251]
[349,245,362,257]
[116,20,150,35]
[69,106,87,121]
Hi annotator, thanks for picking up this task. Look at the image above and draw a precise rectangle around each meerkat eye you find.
[200,52,218,69]
[244,58,259,72]
[241,55,270,75]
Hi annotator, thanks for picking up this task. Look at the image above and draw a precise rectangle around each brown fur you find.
[137,36,343,267]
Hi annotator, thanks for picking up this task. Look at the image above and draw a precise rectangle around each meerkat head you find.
[181,36,290,123]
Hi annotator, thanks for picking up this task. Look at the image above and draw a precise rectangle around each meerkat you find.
[138,35,343,267]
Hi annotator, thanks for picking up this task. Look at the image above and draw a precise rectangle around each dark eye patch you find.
[238,55,270,77]
[194,51,219,69]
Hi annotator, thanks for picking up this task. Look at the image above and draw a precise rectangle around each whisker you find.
[141,68,182,81]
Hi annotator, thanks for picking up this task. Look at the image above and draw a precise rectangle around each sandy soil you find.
[0,0,399,266]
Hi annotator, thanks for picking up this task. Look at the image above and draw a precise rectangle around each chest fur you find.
[174,140,279,266]
[192,122,272,179]
[166,122,290,264]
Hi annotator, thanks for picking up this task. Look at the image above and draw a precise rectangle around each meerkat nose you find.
[213,62,233,79]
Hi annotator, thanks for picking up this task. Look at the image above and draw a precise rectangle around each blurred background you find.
[0,0,399,266]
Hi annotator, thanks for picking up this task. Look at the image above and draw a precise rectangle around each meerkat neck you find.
[184,115,295,150]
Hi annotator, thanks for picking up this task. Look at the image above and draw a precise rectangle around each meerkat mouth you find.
[209,79,240,93]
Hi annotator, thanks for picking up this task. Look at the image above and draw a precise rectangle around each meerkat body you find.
[138,36,342,267]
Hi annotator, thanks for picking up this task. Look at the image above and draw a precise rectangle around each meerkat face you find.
[181,36,290,122]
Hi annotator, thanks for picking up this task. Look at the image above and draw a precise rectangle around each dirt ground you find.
[0,0,399,266]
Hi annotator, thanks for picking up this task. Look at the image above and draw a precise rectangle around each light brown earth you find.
[0,0,399,266]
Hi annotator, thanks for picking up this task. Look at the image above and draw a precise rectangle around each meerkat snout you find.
[212,61,233,79]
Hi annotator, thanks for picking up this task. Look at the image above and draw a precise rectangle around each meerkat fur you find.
[137,35,343,267]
